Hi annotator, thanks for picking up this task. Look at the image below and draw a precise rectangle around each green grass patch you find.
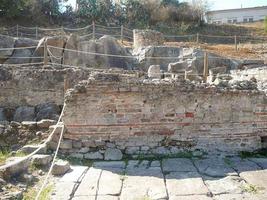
[241,184,262,194]
[0,150,10,165]
[23,184,54,200]
[239,149,267,159]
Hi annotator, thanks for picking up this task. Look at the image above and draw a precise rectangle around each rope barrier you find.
[47,48,63,60]
[0,104,65,171]
[0,62,44,66]
[35,104,66,200]
[0,46,39,51]
[64,25,93,31]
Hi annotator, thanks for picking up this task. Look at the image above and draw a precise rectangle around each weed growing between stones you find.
[23,183,54,200]
[239,149,267,159]
[0,150,10,165]
[241,184,261,194]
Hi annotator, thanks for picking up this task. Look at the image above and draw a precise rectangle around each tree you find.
[0,0,29,18]
[265,16,267,33]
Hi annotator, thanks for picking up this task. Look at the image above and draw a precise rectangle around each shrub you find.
[265,16,267,33]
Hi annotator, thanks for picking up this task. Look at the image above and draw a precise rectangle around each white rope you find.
[0,62,44,66]
[47,48,63,60]
[79,33,93,39]
[64,25,93,31]
[18,25,36,30]
[95,24,121,29]
[38,27,63,31]
[0,104,65,171]
[165,34,195,38]
[0,46,39,51]
[35,104,66,200]
[0,56,43,59]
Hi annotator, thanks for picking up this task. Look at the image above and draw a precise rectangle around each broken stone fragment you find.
[20,144,47,154]
[104,148,123,161]
[31,154,52,166]
[84,152,103,160]
[21,121,37,129]
[52,160,70,176]
[13,106,35,122]
[148,65,161,79]
[37,119,56,129]
[2,157,30,179]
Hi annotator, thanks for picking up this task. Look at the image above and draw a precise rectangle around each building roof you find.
[206,6,267,15]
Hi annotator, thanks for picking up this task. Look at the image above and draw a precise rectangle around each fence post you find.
[234,35,237,51]
[35,26,38,40]
[93,21,95,40]
[16,25,19,37]
[44,39,48,65]
[64,74,69,94]
[203,52,209,83]
[121,25,124,43]
[197,33,199,44]
[184,70,188,80]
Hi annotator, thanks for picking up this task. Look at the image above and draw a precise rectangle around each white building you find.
[206,6,267,24]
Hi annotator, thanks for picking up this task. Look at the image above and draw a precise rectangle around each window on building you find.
[233,19,237,23]
[227,19,232,23]
[249,17,253,22]
[243,18,248,23]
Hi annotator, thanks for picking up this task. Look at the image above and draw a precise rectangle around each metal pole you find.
[121,25,124,43]
[203,52,209,83]
[44,39,48,65]
[36,26,38,40]
[93,21,95,40]
[197,33,199,44]
[234,35,237,51]
[16,25,19,37]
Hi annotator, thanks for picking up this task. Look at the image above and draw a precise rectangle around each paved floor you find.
[51,156,267,200]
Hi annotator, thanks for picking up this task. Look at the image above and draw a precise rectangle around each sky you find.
[66,0,267,11]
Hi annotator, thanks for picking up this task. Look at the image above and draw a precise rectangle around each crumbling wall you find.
[61,72,267,158]
[0,66,90,108]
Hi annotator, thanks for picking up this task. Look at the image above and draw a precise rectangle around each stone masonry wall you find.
[0,66,90,108]
[61,72,267,159]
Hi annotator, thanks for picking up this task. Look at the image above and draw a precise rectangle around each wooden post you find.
[16,25,19,37]
[92,21,95,40]
[184,70,188,80]
[121,25,124,43]
[196,33,199,44]
[44,39,48,65]
[234,35,237,51]
[35,26,38,39]
[64,74,69,94]
[203,52,209,83]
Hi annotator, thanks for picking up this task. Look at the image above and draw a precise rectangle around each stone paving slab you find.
[97,195,119,200]
[162,158,196,172]
[165,171,209,196]
[194,158,237,177]
[240,169,267,191]
[213,193,267,200]
[228,157,261,173]
[98,169,123,196]
[203,175,247,195]
[249,158,267,169]
[74,167,102,197]
[169,195,213,200]
[51,181,77,200]
[121,167,167,200]
[59,166,88,183]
